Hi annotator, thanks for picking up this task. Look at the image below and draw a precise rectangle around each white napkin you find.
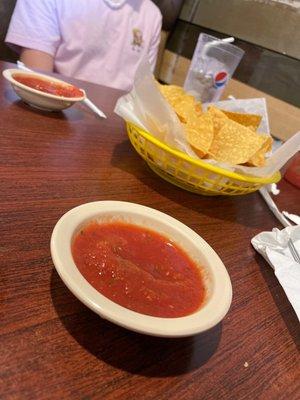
[251,226,300,321]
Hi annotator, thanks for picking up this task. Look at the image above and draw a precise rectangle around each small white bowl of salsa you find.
[50,201,232,337]
[3,68,85,111]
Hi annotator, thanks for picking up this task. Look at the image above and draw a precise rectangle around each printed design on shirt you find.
[132,28,143,51]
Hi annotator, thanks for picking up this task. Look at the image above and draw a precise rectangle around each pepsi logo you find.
[214,71,228,88]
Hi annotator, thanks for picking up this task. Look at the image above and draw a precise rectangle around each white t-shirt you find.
[6,0,162,91]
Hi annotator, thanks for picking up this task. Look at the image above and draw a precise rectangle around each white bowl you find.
[50,201,232,337]
[3,68,85,111]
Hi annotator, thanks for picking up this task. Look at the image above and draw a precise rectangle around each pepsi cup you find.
[184,34,244,103]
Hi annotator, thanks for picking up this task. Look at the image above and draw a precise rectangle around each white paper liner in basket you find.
[115,60,300,179]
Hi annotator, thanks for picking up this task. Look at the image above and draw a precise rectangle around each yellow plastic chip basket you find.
[126,122,281,196]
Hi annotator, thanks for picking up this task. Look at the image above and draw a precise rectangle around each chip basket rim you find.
[126,122,281,185]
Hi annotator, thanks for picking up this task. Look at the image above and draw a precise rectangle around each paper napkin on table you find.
[251,225,300,321]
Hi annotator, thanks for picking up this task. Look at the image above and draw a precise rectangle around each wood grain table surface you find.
[1,61,299,400]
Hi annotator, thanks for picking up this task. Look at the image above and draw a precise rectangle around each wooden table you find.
[1,61,299,400]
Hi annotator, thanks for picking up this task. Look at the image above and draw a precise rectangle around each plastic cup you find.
[184,33,245,103]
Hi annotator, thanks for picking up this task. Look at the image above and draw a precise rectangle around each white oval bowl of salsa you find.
[3,68,86,111]
[50,201,232,337]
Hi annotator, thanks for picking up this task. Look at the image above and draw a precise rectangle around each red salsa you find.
[72,222,206,318]
[12,73,84,98]
[284,153,300,189]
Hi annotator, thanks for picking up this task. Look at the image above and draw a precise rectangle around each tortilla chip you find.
[159,85,270,167]
[159,84,202,121]
[173,98,201,123]
[194,102,203,116]
[159,84,185,108]
[246,136,273,167]
[207,106,229,134]
[221,109,262,130]
[208,119,266,165]
[159,84,184,97]
[184,113,214,158]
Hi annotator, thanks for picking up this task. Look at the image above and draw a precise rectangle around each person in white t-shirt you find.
[5,0,162,91]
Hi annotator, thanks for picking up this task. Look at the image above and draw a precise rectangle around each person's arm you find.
[20,48,54,72]
[5,0,60,69]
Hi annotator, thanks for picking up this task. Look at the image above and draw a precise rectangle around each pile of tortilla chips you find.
[159,84,272,167]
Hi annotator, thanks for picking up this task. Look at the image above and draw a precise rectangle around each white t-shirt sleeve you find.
[147,11,163,71]
[5,0,61,57]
